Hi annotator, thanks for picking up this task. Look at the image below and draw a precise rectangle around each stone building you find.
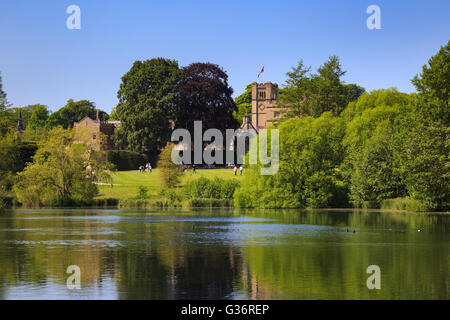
[73,111,120,150]
[251,82,281,131]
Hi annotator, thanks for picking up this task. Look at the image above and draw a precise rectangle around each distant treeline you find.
[0,41,448,210]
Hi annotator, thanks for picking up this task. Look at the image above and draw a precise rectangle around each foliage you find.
[106,150,147,171]
[184,176,240,199]
[347,124,406,207]
[114,58,185,159]
[234,84,252,124]
[395,41,449,211]
[341,88,411,122]
[380,197,429,212]
[0,72,13,136]
[0,134,38,207]
[27,104,50,129]
[278,56,364,119]
[157,143,182,188]
[136,185,149,199]
[13,127,111,207]
[341,89,412,207]
[175,62,238,134]
[46,99,106,129]
[0,72,8,109]
[0,134,38,175]
[234,113,348,208]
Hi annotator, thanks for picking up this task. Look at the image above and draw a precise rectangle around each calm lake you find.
[0,208,448,299]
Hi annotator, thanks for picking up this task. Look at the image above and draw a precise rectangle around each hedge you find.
[106,150,147,171]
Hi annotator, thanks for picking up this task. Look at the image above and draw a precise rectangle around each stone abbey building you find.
[73,111,121,150]
[73,82,281,156]
[251,82,281,131]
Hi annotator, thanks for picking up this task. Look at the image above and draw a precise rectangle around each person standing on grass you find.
[239,165,243,175]
[148,163,152,173]
[234,166,237,176]
[193,164,197,174]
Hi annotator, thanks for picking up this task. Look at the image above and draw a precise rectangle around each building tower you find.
[17,111,24,131]
[251,82,281,131]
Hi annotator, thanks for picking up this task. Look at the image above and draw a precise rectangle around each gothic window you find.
[274,111,280,118]
[93,134,97,140]
[258,90,266,99]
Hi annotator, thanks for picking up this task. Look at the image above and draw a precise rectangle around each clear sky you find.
[0,0,449,113]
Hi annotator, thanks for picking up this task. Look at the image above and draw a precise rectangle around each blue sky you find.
[0,0,449,113]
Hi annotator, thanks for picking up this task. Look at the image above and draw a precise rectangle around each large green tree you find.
[175,62,238,135]
[341,89,412,207]
[114,58,185,160]
[27,104,50,129]
[234,112,348,208]
[278,56,364,119]
[396,41,449,211]
[14,127,111,207]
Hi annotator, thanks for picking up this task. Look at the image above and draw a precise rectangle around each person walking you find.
[239,165,243,176]
[234,166,237,176]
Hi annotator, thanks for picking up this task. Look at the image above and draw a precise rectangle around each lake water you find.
[0,208,448,299]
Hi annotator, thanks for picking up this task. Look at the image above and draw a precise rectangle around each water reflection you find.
[0,209,448,299]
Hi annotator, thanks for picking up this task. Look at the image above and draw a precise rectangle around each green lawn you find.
[96,168,244,200]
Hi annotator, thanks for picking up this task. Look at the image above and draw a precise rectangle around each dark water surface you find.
[0,208,448,299]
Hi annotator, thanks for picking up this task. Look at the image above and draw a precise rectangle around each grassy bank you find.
[96,168,243,208]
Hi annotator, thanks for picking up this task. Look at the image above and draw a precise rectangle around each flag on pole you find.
[257,66,264,78]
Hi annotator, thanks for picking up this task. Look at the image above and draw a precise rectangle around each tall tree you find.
[397,41,450,210]
[176,62,238,134]
[27,104,50,129]
[115,58,185,160]
[278,56,364,119]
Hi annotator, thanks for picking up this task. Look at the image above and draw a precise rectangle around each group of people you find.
[139,162,152,173]
[234,165,244,176]
[139,162,244,176]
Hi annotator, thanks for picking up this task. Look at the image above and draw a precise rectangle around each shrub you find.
[184,177,240,200]
[157,143,182,188]
[137,185,148,199]
[381,197,429,212]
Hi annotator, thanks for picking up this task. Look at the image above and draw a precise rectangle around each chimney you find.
[96,110,102,121]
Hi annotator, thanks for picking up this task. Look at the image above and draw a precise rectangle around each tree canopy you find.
[234,112,348,208]
[278,56,364,119]
[47,99,106,129]
[27,104,50,129]
[13,127,111,206]
[114,58,185,160]
[234,84,252,124]
[395,41,450,210]
[175,62,238,134]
